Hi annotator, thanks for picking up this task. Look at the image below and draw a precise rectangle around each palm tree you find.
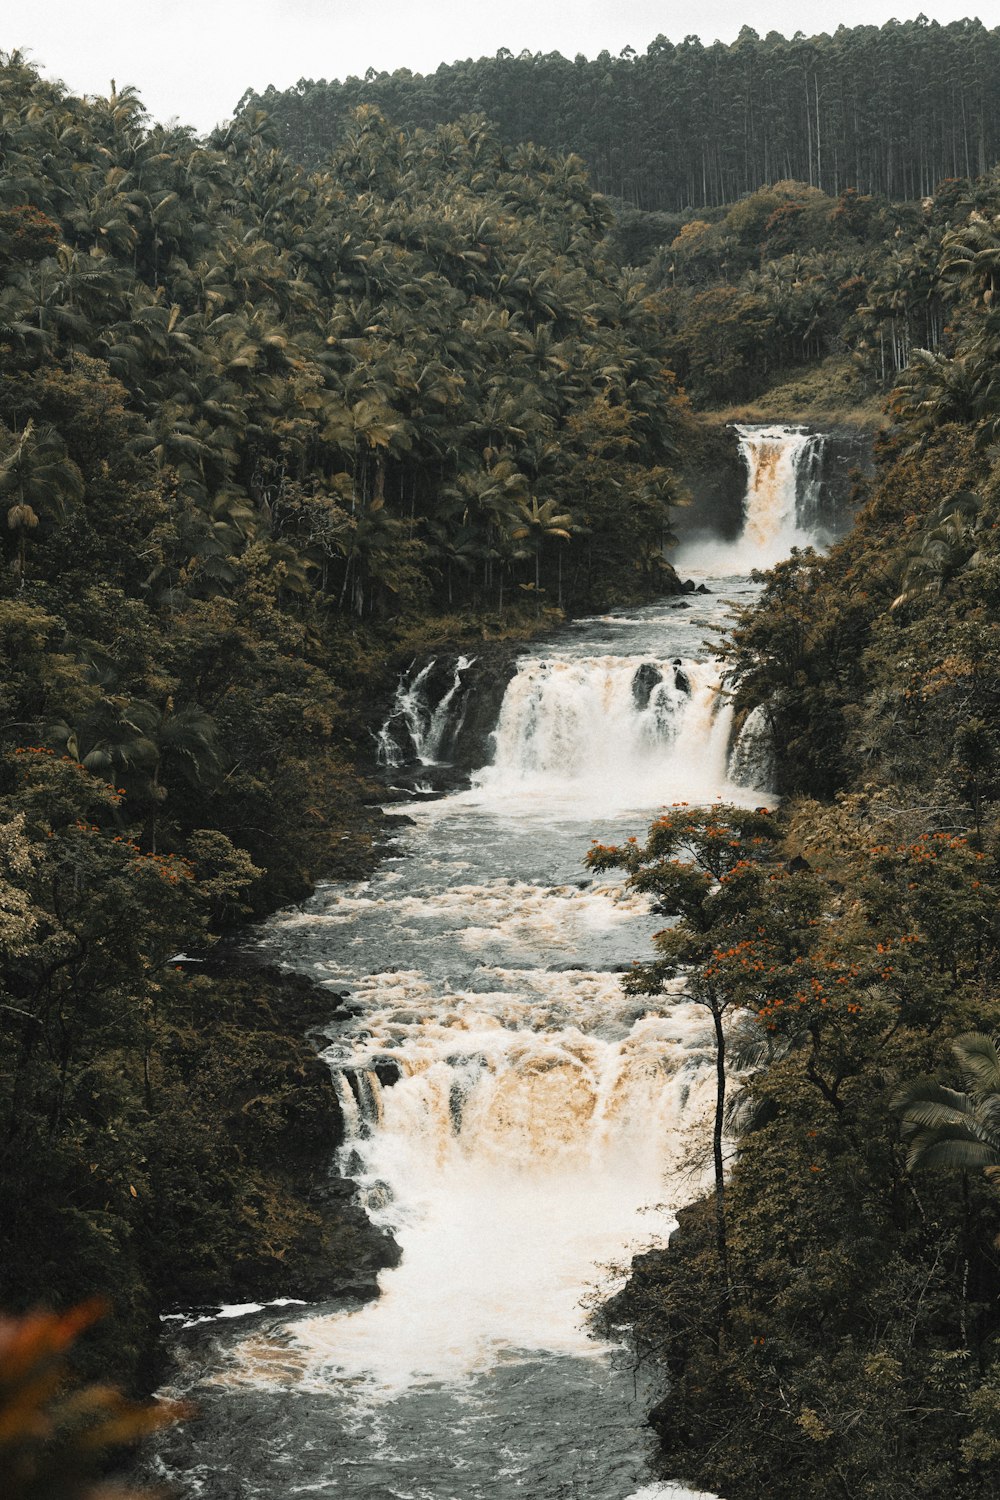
[50,696,221,849]
[895,1033,1000,1178]
[511,494,573,602]
[0,421,84,580]
[890,490,982,610]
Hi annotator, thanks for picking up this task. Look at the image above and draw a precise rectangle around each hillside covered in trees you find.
[244,24,1000,417]
[8,19,1000,1499]
[242,17,1000,210]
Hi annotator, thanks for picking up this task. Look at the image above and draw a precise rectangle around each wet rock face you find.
[448,645,526,770]
[631,662,663,710]
[374,643,526,791]
[819,423,876,514]
[372,1057,403,1089]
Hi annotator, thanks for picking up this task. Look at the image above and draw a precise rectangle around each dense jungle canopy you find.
[0,48,688,1383]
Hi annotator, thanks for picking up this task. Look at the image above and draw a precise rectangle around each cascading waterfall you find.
[281,979,720,1394]
[789,425,828,537]
[676,422,829,574]
[155,432,843,1498]
[477,653,741,813]
[729,701,779,793]
[735,423,825,557]
[376,655,475,767]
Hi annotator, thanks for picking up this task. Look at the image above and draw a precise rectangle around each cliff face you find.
[814,423,877,517]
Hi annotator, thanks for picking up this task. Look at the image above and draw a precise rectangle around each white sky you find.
[4,2,999,135]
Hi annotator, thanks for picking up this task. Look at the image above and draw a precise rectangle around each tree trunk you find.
[711,1001,731,1296]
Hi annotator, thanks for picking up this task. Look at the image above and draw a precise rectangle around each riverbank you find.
[600,418,1000,1500]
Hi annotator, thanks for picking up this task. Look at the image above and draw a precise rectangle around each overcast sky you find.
[4,1,999,135]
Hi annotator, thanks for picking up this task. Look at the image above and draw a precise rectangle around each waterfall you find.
[474,654,749,814]
[290,980,719,1393]
[728,701,778,792]
[676,422,830,574]
[164,592,762,1497]
[376,654,475,766]
[735,423,826,557]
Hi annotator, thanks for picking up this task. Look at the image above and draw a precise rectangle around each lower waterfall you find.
[480,655,736,813]
[287,982,717,1393]
[154,429,839,1499]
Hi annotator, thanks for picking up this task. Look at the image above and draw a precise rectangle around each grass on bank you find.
[706,354,888,428]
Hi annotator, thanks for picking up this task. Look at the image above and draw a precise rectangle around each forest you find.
[5,21,1000,1500]
[243,18,1000,209]
[593,147,1000,1500]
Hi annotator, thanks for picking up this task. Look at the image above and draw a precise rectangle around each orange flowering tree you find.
[0,1302,181,1499]
[740,808,1000,1128]
[587,803,824,1283]
[601,796,1000,1498]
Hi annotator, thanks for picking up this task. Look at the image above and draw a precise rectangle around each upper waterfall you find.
[676,422,831,574]
[735,423,826,558]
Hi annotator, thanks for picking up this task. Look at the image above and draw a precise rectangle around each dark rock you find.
[372,642,528,784]
[380,813,416,830]
[631,662,663,710]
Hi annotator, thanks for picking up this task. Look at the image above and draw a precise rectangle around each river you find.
[152,425,840,1500]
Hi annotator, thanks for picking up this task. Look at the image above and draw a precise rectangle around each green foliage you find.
[588,806,823,1283]
[896,1033,1000,1175]
[248,25,1000,411]
[0,55,696,1388]
[607,185,1000,1481]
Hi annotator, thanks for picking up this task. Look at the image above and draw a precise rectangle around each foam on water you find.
[470,655,751,818]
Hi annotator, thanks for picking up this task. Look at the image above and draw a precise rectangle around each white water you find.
[477,655,740,816]
[378,655,476,767]
[677,423,827,573]
[288,982,716,1394]
[728,701,778,794]
[156,425,839,1498]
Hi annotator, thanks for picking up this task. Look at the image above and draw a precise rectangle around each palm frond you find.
[908,1136,1000,1173]
[953,1033,1000,1094]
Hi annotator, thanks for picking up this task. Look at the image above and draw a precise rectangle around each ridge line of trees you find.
[240,18,1000,210]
